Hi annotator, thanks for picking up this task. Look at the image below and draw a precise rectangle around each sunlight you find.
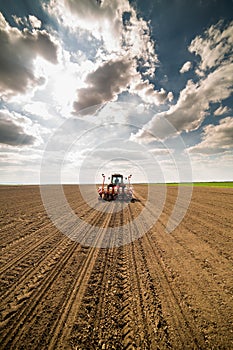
[51,69,77,107]
[33,55,84,115]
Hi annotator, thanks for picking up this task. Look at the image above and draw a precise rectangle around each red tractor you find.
[98,173,134,202]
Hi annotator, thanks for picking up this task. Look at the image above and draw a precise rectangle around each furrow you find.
[0,234,71,303]
[46,210,114,350]
[0,202,107,348]
[0,241,80,348]
[0,222,60,275]
[127,203,205,349]
[139,232,207,348]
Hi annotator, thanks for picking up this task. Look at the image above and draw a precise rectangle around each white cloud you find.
[131,21,233,143]
[189,20,233,75]
[122,10,158,76]
[180,61,192,73]
[12,15,25,26]
[45,0,130,51]
[12,14,42,29]
[24,102,53,120]
[0,12,58,98]
[149,148,173,156]
[0,150,42,165]
[214,105,231,116]
[188,117,233,154]
[189,151,233,181]
[28,15,42,29]
[130,77,173,105]
[80,146,150,162]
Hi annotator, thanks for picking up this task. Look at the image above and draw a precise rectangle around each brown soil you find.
[0,185,232,349]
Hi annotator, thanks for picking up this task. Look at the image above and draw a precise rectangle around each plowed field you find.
[0,185,232,349]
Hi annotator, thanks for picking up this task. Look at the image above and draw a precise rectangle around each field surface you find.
[0,185,232,349]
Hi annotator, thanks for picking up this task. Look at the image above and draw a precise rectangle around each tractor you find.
[97,173,134,202]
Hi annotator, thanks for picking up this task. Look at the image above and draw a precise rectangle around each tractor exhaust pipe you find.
[128,174,132,186]
[102,174,105,195]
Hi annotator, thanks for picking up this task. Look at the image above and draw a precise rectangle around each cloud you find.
[189,150,233,182]
[0,12,58,98]
[73,57,135,113]
[73,56,172,114]
[77,147,149,164]
[67,0,130,51]
[24,102,53,120]
[149,148,173,156]
[130,79,210,143]
[45,0,130,51]
[12,14,42,29]
[189,20,233,75]
[46,0,172,111]
[131,21,233,143]
[189,117,233,154]
[28,15,42,29]
[0,150,42,166]
[12,15,26,26]
[214,105,231,116]
[130,77,173,105]
[180,61,192,73]
[0,110,37,146]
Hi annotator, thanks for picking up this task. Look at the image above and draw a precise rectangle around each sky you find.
[0,0,233,184]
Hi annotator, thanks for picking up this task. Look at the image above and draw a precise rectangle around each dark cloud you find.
[73,58,134,114]
[0,111,36,146]
[0,12,58,97]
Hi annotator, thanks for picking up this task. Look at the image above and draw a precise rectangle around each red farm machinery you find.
[98,173,134,202]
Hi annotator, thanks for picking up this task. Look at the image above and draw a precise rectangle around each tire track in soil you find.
[0,188,100,253]
[0,222,60,275]
[66,201,172,350]
[65,186,232,349]
[89,246,124,347]
[0,241,80,348]
[0,198,101,293]
[122,208,171,350]
[0,236,67,296]
[0,213,47,248]
[0,195,98,253]
[133,187,233,348]
[0,234,71,303]
[45,205,115,350]
[140,237,205,349]
[64,214,127,349]
[127,204,207,350]
[147,213,233,347]
[1,185,232,349]
[0,203,113,349]
[71,209,136,349]
[68,246,122,349]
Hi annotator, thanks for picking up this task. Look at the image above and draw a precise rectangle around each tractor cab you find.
[111,174,124,186]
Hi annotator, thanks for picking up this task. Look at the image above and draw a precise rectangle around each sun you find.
[33,55,84,115]
[51,69,78,108]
